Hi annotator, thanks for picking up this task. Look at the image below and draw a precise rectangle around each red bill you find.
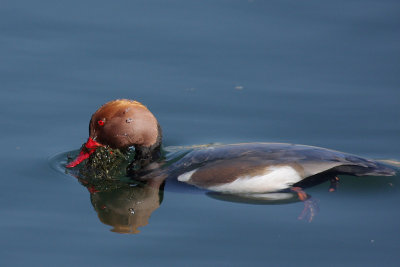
[66,137,103,168]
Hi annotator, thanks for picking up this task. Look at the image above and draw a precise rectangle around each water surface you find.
[1,0,400,266]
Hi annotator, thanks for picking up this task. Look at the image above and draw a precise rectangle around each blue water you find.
[1,0,400,266]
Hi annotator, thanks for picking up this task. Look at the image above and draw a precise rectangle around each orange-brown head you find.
[67,99,162,168]
[89,99,160,149]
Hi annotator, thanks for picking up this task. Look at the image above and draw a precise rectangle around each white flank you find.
[208,166,302,193]
[177,169,198,182]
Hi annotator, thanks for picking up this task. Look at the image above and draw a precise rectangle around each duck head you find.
[67,99,162,168]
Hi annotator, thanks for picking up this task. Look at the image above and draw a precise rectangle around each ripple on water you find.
[48,150,79,177]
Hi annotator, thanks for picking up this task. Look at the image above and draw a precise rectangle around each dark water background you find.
[1,0,400,266]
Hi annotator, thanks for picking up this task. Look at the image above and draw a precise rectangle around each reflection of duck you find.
[81,178,164,234]
[67,99,396,197]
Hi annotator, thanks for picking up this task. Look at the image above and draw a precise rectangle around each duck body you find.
[163,143,396,193]
[67,99,397,194]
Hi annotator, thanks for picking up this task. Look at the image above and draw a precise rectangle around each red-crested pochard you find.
[67,99,396,195]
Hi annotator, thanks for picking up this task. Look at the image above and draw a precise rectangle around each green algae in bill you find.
[68,145,136,181]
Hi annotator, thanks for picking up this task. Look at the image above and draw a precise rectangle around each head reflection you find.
[81,178,165,234]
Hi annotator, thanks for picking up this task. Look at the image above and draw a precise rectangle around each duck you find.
[67,99,397,196]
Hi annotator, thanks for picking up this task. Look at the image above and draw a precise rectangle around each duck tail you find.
[332,153,397,176]
[361,165,397,176]
[335,161,397,177]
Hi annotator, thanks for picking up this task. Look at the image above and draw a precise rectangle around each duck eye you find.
[97,120,105,126]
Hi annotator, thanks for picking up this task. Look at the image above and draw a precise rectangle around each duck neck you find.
[134,143,162,165]
[128,124,163,176]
